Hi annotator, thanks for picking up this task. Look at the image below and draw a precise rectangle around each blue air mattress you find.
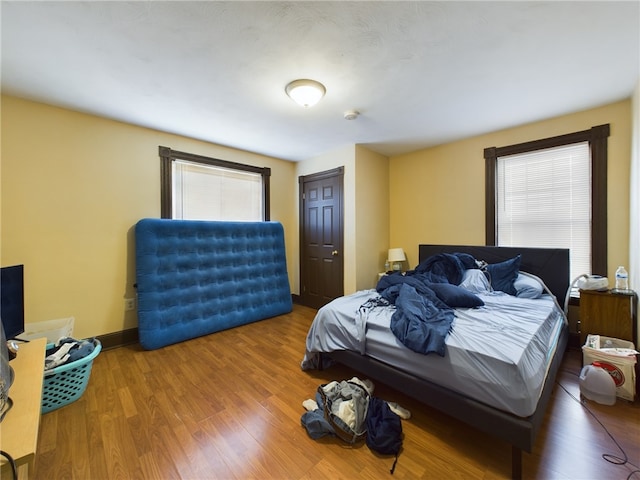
[135,218,292,350]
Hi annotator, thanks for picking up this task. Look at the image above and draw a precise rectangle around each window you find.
[159,146,270,221]
[485,124,610,280]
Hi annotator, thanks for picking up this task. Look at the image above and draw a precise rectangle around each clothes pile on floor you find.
[301,376,409,474]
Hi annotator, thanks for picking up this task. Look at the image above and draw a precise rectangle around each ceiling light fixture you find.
[285,79,326,108]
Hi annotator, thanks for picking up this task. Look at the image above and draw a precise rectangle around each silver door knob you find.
[332,250,339,256]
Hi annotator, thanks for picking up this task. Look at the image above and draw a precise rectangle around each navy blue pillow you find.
[486,255,521,296]
[429,283,484,308]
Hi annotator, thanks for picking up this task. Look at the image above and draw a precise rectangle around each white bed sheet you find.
[302,289,566,417]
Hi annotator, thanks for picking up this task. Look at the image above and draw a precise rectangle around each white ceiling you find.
[2,1,639,162]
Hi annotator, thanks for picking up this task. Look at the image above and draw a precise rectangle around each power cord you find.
[557,373,640,479]
[0,450,17,480]
[0,397,17,480]
[564,274,588,316]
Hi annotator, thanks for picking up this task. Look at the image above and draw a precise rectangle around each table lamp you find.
[388,248,406,272]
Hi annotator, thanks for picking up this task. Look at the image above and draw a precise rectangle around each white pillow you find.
[514,273,544,299]
[459,269,492,294]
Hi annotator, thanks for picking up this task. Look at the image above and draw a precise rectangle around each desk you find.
[0,338,46,480]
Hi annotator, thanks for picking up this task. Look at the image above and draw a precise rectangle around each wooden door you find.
[299,167,344,309]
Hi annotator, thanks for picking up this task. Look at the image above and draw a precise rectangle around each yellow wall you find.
[1,95,297,339]
[295,145,357,293]
[354,146,389,290]
[389,99,632,281]
[294,145,390,295]
[631,82,640,347]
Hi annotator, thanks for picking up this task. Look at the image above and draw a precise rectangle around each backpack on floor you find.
[317,380,369,444]
[365,396,403,474]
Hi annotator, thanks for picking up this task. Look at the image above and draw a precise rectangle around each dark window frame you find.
[484,124,610,275]
[159,146,271,221]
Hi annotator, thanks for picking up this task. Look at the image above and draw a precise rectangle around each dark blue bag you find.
[365,396,403,474]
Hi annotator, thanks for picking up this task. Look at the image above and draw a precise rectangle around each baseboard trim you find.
[98,294,301,350]
[97,328,139,350]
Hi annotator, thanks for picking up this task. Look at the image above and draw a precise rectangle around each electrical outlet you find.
[124,298,136,311]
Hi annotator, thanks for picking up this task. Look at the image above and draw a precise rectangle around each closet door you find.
[299,167,344,309]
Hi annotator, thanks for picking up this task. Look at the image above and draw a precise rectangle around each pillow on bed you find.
[429,283,484,308]
[459,269,492,294]
[514,273,544,299]
[486,255,521,296]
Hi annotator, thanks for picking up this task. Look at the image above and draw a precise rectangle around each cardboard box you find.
[582,335,638,401]
[22,317,74,344]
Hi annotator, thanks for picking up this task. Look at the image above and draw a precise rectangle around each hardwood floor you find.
[32,304,639,479]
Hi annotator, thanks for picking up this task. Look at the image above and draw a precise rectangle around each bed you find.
[302,244,569,479]
[135,218,293,350]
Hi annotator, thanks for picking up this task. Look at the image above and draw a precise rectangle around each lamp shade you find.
[387,248,406,263]
[285,79,326,107]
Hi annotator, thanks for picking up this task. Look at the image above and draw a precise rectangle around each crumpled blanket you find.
[374,253,478,356]
[412,252,478,283]
[387,283,455,356]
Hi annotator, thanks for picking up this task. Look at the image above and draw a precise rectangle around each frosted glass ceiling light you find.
[285,79,326,107]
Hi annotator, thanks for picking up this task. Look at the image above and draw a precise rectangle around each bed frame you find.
[329,244,569,479]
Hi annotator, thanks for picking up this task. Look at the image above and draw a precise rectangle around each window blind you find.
[497,141,591,281]
[173,160,263,221]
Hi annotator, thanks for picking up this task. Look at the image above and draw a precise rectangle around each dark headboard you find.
[419,245,570,304]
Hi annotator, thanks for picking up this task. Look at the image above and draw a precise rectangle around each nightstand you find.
[579,289,638,346]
